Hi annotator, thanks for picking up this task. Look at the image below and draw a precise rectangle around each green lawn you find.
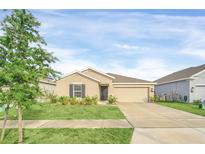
[0,103,125,120]
[1,128,133,144]
[158,102,205,116]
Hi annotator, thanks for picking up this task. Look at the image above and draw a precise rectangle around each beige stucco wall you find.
[55,73,100,98]
[82,69,114,96]
[110,84,154,102]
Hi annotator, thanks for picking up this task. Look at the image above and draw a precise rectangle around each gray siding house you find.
[155,64,205,103]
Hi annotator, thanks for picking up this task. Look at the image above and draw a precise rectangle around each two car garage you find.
[111,84,153,103]
[107,73,155,103]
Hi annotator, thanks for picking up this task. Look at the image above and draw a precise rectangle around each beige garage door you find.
[113,87,148,103]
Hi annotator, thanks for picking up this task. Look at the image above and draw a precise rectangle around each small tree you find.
[0,10,58,143]
[0,25,13,142]
[0,90,12,142]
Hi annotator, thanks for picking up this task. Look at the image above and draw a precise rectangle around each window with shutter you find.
[82,84,85,98]
[73,84,83,98]
[69,84,73,97]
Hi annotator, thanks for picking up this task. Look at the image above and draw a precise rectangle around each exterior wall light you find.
[191,87,194,93]
[151,88,154,92]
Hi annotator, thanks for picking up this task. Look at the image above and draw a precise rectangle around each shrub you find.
[50,96,58,104]
[150,96,154,103]
[108,95,117,104]
[59,96,69,105]
[46,93,58,104]
[78,99,85,105]
[193,100,201,105]
[69,97,78,105]
[91,96,98,105]
[83,96,98,105]
[83,96,92,105]
[150,95,160,103]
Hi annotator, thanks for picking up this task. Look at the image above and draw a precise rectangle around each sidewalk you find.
[0,120,132,128]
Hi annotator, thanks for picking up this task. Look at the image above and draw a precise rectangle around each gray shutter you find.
[82,84,85,98]
[69,84,73,97]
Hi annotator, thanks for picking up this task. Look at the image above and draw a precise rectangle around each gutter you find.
[112,82,156,85]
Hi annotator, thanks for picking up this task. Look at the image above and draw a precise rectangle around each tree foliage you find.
[0,9,58,143]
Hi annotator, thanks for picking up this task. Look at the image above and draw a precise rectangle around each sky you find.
[1,9,205,81]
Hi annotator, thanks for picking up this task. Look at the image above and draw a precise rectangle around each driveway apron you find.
[117,102,205,144]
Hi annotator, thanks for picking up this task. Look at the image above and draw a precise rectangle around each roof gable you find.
[58,71,100,82]
[81,67,115,79]
[155,64,205,84]
[57,67,154,84]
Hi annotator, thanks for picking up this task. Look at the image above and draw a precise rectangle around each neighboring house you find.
[39,77,56,94]
[55,67,155,103]
[155,64,205,103]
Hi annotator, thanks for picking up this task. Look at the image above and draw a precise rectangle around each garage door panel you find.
[113,87,148,103]
[196,86,205,102]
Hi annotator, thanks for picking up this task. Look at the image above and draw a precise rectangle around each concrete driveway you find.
[117,102,205,144]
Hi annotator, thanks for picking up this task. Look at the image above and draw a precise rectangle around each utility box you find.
[199,103,205,109]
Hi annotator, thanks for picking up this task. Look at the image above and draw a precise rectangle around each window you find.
[73,84,82,98]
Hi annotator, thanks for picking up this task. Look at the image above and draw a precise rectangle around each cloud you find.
[38,10,200,80]
[181,50,205,59]
[52,59,96,75]
[113,43,141,50]
[46,46,88,60]
[11,10,205,80]
[134,58,174,80]
[45,45,90,74]
[180,30,205,60]
[112,43,149,55]
[107,58,174,81]
[52,57,172,81]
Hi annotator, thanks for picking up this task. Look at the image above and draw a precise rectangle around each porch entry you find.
[100,86,108,100]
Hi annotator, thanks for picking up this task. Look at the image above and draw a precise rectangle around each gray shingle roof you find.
[107,73,152,83]
[155,64,205,84]
[40,78,56,85]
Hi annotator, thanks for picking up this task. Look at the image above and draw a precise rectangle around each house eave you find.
[112,82,156,85]
[156,78,193,85]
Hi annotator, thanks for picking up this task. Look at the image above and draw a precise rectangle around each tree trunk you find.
[17,105,23,143]
[0,108,8,142]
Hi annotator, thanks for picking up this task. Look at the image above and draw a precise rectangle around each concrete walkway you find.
[0,119,132,128]
[117,102,205,144]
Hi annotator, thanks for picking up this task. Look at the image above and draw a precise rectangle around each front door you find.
[100,86,108,100]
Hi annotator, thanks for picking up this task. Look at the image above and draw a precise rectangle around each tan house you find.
[55,67,155,103]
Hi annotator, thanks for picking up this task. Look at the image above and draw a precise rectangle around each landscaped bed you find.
[0,128,133,144]
[158,102,205,117]
[0,103,125,120]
